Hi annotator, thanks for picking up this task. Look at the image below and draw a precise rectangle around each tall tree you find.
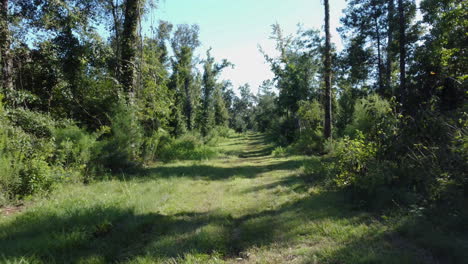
[323,0,333,139]
[386,0,395,93]
[213,83,229,127]
[339,0,388,92]
[0,0,12,94]
[262,25,322,117]
[200,49,231,136]
[121,0,141,98]
[398,0,406,94]
[170,24,200,131]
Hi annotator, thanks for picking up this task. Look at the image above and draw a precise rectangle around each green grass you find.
[0,133,465,263]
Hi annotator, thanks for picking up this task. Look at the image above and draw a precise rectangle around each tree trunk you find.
[110,0,122,80]
[375,17,384,92]
[386,0,394,94]
[0,0,13,94]
[398,0,406,94]
[121,0,140,99]
[184,77,193,130]
[323,0,333,140]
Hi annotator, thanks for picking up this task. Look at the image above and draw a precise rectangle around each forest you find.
[0,0,466,263]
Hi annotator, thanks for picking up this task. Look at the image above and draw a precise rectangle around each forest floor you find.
[0,134,453,263]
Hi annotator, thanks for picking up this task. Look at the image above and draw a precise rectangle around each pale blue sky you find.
[144,0,349,93]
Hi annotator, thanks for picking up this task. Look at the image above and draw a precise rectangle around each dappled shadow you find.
[0,189,434,263]
[241,172,314,194]
[0,181,367,263]
[139,159,305,180]
[0,205,165,262]
[238,134,274,158]
[0,205,234,263]
[238,146,275,158]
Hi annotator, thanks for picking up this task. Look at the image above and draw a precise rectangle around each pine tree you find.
[200,49,232,136]
[398,0,406,94]
[323,0,333,139]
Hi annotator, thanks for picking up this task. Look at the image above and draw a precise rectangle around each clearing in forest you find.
[0,134,434,263]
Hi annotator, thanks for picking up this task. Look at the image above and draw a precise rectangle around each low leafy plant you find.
[54,125,98,173]
[334,132,381,192]
[158,133,217,162]
[272,146,288,157]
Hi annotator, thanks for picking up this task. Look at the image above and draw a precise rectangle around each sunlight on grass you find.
[0,134,436,263]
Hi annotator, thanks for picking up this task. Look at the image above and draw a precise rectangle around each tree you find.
[213,83,229,127]
[169,24,200,131]
[121,0,141,98]
[200,49,232,136]
[398,0,406,94]
[0,0,13,95]
[386,0,395,94]
[254,81,278,132]
[231,84,255,132]
[339,0,388,93]
[323,0,333,139]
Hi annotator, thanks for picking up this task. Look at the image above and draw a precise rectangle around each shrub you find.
[53,125,98,173]
[158,133,217,162]
[17,158,54,195]
[334,132,382,193]
[303,156,337,187]
[0,125,22,204]
[0,98,57,199]
[268,115,297,145]
[213,126,237,138]
[344,94,393,139]
[272,146,288,157]
[97,100,143,171]
[6,108,58,138]
[141,128,170,163]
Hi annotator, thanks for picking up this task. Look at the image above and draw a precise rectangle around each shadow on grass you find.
[0,191,438,263]
[0,179,366,263]
[241,172,314,194]
[138,159,305,181]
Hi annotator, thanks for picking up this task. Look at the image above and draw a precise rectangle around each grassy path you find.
[0,134,434,263]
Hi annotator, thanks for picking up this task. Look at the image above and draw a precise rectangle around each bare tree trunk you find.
[0,0,13,95]
[121,0,140,99]
[398,0,406,94]
[375,17,384,92]
[387,0,394,94]
[110,0,122,80]
[184,77,193,130]
[323,0,333,140]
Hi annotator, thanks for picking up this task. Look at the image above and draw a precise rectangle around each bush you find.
[141,128,170,163]
[272,146,288,157]
[0,126,22,204]
[344,94,393,139]
[212,126,237,138]
[7,107,58,138]
[204,126,237,146]
[268,115,297,145]
[54,125,98,173]
[0,98,58,199]
[97,100,143,171]
[303,156,337,187]
[158,133,217,162]
[333,132,382,193]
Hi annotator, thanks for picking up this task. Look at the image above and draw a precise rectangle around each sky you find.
[144,0,349,94]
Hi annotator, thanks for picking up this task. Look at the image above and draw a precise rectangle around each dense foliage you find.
[0,0,243,203]
[255,1,467,213]
[0,0,466,227]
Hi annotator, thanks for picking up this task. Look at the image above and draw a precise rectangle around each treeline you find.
[254,0,467,211]
[0,0,256,204]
